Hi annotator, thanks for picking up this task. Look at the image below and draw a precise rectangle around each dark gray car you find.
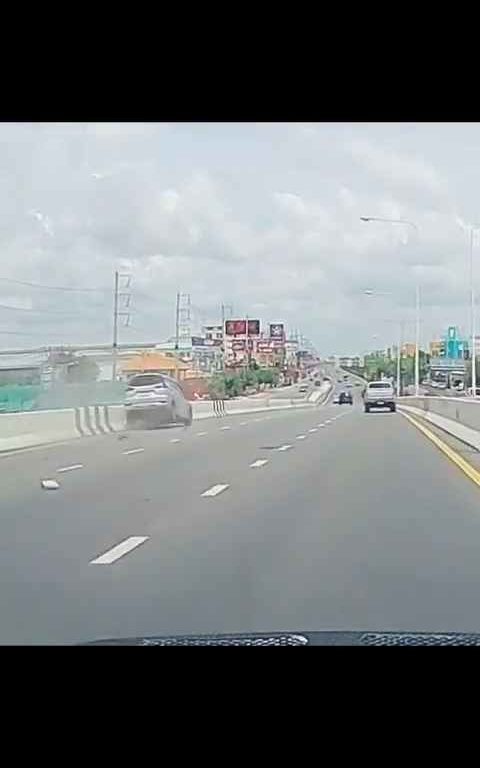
[125,373,193,428]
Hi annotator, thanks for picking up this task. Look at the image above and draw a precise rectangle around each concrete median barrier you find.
[0,408,79,452]
[397,396,480,433]
[0,386,332,454]
[397,395,480,451]
[0,404,127,453]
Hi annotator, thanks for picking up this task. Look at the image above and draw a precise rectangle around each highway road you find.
[4,378,480,643]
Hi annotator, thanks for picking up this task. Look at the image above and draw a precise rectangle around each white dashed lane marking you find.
[220,426,231,431]
[239,422,248,426]
[250,459,269,468]
[277,444,293,451]
[201,484,230,497]
[123,448,145,455]
[170,438,181,443]
[57,464,83,473]
[296,435,306,440]
[196,432,208,437]
[90,536,149,565]
[308,428,318,433]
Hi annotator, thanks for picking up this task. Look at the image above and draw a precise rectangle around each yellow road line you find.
[401,411,480,489]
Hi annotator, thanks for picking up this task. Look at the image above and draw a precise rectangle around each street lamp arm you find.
[360,216,418,232]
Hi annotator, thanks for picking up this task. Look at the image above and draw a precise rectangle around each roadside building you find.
[121,352,189,381]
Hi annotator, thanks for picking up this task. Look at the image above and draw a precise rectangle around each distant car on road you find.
[125,373,193,429]
[339,391,353,405]
[364,380,396,413]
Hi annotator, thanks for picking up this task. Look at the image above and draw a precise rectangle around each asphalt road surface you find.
[4,380,480,643]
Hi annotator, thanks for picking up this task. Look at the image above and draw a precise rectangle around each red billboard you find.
[225,319,260,336]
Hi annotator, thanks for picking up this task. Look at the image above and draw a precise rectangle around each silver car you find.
[125,373,193,428]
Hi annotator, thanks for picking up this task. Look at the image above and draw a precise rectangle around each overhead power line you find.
[0,276,108,293]
[0,303,96,316]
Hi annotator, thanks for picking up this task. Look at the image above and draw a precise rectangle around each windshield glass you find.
[2,121,480,645]
[128,375,166,387]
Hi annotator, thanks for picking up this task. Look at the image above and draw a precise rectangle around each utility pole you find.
[112,271,119,382]
[220,303,233,373]
[175,292,180,351]
[221,304,226,373]
[112,270,132,382]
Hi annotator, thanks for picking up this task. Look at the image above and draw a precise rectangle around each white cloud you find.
[0,122,474,354]
[347,137,447,197]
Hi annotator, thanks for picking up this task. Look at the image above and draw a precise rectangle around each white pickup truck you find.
[363,380,396,413]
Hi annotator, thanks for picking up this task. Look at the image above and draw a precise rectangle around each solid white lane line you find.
[90,536,149,565]
[250,459,269,468]
[170,438,181,443]
[196,431,208,436]
[308,428,318,433]
[201,484,229,497]
[296,435,306,440]
[277,444,293,451]
[123,448,145,455]
[220,426,231,430]
[57,464,83,473]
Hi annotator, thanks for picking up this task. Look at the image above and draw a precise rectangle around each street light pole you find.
[415,284,420,396]
[470,226,477,398]
[397,322,403,397]
[361,216,420,395]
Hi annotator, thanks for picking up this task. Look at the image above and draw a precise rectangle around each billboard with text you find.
[225,319,260,336]
[269,323,285,339]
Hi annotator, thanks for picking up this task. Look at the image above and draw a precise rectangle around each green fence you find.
[0,382,126,413]
[0,385,42,413]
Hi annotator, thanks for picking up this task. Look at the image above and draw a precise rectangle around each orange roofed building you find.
[121,352,189,381]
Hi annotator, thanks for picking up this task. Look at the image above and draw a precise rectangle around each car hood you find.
[82,630,480,646]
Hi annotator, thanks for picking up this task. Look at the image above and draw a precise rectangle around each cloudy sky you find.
[1,121,480,355]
